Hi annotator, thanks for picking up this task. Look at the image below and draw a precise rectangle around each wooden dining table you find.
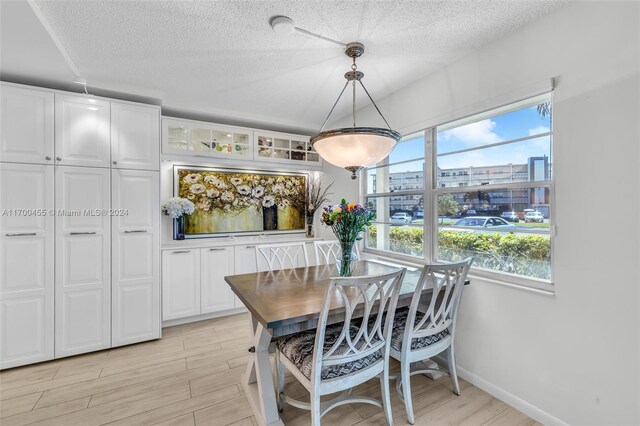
[224,260,464,426]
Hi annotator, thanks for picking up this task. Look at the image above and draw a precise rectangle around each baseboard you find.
[162,307,247,328]
[455,364,568,426]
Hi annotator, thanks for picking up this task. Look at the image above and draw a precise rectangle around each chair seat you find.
[277,323,383,380]
[390,308,450,352]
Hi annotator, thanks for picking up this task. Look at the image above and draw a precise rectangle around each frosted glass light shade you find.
[310,127,401,172]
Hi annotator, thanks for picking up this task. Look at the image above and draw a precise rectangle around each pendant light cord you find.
[358,80,392,130]
[319,80,349,132]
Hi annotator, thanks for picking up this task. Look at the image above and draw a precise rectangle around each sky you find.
[378,103,552,174]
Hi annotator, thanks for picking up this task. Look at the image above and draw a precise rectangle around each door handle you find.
[70,232,97,235]
[209,248,225,251]
[172,250,190,254]
[245,245,256,248]
[5,233,37,237]
[124,230,147,233]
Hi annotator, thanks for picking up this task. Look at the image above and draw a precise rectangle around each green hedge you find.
[367,227,551,280]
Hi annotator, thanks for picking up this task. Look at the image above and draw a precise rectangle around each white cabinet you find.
[111,170,160,347]
[0,84,55,165]
[201,247,235,314]
[162,249,200,320]
[55,166,111,357]
[111,102,160,171]
[55,94,110,168]
[0,164,54,369]
[254,131,321,166]
[162,118,253,160]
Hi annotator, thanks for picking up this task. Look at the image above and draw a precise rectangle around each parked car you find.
[500,211,519,222]
[524,211,544,223]
[390,212,412,223]
[452,216,517,232]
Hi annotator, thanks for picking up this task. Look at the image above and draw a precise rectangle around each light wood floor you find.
[0,313,539,426]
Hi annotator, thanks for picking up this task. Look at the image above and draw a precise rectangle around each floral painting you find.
[174,166,306,236]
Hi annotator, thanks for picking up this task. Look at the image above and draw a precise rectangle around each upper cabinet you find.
[55,94,111,168]
[111,102,160,171]
[162,117,321,168]
[0,84,54,165]
[162,118,253,160]
[254,131,321,166]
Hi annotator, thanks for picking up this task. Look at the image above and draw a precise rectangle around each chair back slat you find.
[255,242,310,271]
[405,259,473,344]
[310,268,406,385]
[313,240,360,265]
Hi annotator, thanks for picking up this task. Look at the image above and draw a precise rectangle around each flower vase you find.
[262,205,278,231]
[173,216,185,240]
[335,240,358,277]
[306,215,315,238]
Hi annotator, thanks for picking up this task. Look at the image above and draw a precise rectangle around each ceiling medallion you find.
[310,42,401,179]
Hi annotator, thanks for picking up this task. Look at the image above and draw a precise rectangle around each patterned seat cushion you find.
[277,322,383,381]
[390,308,450,351]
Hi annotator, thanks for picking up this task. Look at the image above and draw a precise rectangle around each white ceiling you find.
[1,0,564,133]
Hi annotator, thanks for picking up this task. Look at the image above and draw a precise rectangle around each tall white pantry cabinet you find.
[0,83,161,369]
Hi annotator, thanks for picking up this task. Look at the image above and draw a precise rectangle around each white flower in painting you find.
[284,188,292,196]
[197,200,211,212]
[187,194,195,200]
[221,191,235,203]
[285,180,293,188]
[215,181,228,190]
[190,184,206,194]
[230,177,243,186]
[206,189,219,198]
[260,179,266,185]
[262,195,275,208]
[272,183,284,195]
[252,185,265,198]
[223,204,231,211]
[204,175,218,184]
[183,174,200,184]
[232,199,239,207]
[236,185,251,196]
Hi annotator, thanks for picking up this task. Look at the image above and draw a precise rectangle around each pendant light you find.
[310,42,401,179]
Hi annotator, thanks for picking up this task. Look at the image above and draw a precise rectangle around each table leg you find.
[243,314,284,426]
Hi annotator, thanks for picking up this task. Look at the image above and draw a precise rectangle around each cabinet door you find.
[0,164,54,369]
[55,166,110,357]
[233,245,260,308]
[111,170,160,347]
[55,94,110,168]
[0,84,54,165]
[111,102,160,171]
[162,249,200,320]
[201,247,235,314]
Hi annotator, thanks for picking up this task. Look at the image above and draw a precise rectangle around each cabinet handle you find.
[112,161,118,165]
[70,232,96,235]
[5,233,37,237]
[56,157,62,161]
[45,156,52,161]
[246,245,256,248]
[124,230,147,233]
[172,250,190,254]
[209,248,225,251]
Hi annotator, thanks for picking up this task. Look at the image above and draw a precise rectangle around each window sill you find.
[361,250,555,296]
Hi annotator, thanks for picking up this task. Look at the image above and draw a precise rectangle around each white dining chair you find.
[275,268,406,426]
[313,240,360,265]
[254,241,310,271]
[389,258,473,424]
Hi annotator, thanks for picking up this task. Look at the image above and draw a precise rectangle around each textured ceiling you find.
[2,1,564,133]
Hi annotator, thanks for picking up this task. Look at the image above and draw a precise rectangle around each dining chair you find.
[389,258,473,424]
[254,242,310,271]
[275,268,406,426]
[313,240,361,265]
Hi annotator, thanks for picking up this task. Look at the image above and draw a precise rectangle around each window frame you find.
[362,92,555,292]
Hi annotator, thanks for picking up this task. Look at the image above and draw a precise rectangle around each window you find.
[364,93,553,289]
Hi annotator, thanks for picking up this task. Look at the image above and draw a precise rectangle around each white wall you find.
[334,2,640,424]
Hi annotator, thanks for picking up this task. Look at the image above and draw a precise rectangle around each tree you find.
[463,190,490,206]
[537,102,551,118]
[438,194,459,217]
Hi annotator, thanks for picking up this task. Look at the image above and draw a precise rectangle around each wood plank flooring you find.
[0,313,538,425]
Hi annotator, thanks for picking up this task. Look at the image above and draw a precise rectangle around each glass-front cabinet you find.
[254,132,321,165]
[162,118,253,160]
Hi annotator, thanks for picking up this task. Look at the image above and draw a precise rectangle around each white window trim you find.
[362,90,555,292]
